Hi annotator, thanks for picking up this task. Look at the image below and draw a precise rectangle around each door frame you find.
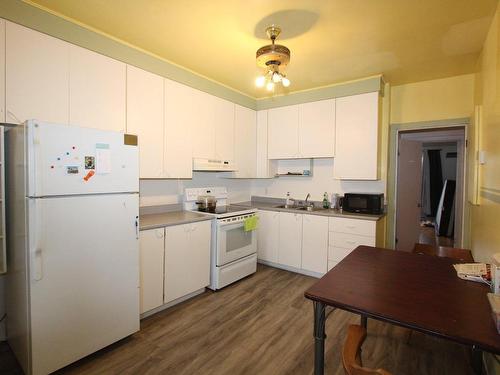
[387,118,470,249]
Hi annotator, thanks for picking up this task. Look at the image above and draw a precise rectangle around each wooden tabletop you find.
[305,246,500,354]
[413,243,475,263]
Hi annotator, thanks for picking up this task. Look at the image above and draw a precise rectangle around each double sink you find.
[274,204,325,212]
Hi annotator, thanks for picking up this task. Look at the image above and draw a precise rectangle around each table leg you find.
[471,346,483,375]
[360,315,367,329]
[313,301,326,375]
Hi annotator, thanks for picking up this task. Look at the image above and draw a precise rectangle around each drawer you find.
[328,217,376,236]
[328,246,354,262]
[329,232,375,250]
[327,260,337,271]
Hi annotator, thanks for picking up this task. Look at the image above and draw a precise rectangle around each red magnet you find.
[83,170,95,182]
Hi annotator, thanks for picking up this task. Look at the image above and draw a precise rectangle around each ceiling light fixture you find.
[255,25,290,91]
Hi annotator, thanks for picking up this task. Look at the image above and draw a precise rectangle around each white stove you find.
[184,187,258,290]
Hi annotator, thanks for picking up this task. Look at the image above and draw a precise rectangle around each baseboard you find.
[140,288,206,319]
[257,259,324,278]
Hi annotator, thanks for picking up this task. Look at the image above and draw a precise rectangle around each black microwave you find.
[342,193,384,215]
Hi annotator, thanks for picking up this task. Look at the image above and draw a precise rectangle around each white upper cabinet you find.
[299,99,335,158]
[232,105,256,178]
[6,21,69,124]
[214,97,235,161]
[164,79,194,179]
[191,90,215,159]
[126,65,164,178]
[268,105,299,159]
[69,45,126,132]
[0,20,5,122]
[302,215,328,274]
[256,110,277,178]
[268,100,336,159]
[334,91,380,180]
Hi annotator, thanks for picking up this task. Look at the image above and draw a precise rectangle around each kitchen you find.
[1,1,500,375]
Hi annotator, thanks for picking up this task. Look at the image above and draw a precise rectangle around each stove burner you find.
[198,207,216,213]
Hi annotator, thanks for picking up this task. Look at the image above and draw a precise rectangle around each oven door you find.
[216,220,257,266]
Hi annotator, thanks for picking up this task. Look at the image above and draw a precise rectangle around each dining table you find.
[304,245,500,375]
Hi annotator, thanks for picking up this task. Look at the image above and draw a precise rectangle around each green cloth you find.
[244,216,259,232]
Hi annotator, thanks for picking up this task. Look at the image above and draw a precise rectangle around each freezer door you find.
[26,120,138,197]
[28,194,139,375]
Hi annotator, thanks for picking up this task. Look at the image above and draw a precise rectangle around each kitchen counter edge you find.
[140,211,213,231]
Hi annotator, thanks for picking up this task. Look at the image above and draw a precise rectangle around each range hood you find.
[192,158,238,172]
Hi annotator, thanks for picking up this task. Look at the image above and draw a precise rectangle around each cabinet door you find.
[334,92,379,179]
[191,90,215,159]
[126,66,164,178]
[302,215,328,274]
[257,210,279,262]
[268,105,299,159]
[6,21,69,124]
[299,99,335,158]
[233,105,256,178]
[69,45,126,131]
[139,229,165,314]
[0,20,5,123]
[164,221,211,303]
[278,212,302,268]
[164,79,193,178]
[214,97,235,161]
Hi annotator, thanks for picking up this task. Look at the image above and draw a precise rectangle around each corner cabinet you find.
[333,92,380,180]
[231,105,257,178]
[139,220,211,316]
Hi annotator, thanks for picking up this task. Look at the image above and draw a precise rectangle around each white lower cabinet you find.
[302,215,328,274]
[138,220,211,315]
[257,210,279,263]
[139,228,165,314]
[164,220,211,304]
[278,212,303,269]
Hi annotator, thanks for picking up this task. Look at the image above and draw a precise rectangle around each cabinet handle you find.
[155,230,164,238]
[346,225,356,229]
[33,248,43,281]
[346,240,356,244]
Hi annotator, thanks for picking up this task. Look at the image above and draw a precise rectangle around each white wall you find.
[139,172,253,207]
[251,159,386,203]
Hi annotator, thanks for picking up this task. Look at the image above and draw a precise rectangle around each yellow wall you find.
[390,74,475,124]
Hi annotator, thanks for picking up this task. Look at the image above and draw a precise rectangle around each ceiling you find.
[25,0,498,98]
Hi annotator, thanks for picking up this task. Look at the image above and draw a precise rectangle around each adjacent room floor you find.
[1,265,473,375]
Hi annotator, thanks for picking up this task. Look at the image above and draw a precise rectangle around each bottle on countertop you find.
[322,192,330,209]
[286,192,291,207]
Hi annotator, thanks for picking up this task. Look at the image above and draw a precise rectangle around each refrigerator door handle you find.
[33,248,43,281]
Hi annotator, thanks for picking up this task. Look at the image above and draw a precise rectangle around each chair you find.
[342,325,392,375]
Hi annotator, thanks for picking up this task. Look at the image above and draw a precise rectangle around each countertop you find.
[232,201,384,221]
[140,210,213,231]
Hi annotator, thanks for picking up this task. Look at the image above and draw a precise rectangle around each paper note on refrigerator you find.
[95,143,111,174]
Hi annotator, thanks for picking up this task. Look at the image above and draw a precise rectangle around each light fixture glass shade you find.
[272,72,282,83]
[255,76,266,87]
[282,77,290,87]
[266,82,275,91]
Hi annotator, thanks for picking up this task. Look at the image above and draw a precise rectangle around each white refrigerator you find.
[5,120,140,375]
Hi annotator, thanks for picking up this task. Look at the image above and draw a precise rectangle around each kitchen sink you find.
[274,204,324,212]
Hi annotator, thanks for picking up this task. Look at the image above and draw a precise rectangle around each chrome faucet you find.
[305,193,311,207]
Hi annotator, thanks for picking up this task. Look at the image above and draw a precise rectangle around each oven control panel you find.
[219,213,256,224]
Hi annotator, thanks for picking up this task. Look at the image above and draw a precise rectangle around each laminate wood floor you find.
[1,264,473,375]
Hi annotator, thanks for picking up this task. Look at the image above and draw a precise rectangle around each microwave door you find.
[217,221,256,266]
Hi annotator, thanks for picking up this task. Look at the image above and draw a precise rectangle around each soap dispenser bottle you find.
[286,192,291,207]
[322,192,330,209]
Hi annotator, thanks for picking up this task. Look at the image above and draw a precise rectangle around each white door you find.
[0,20,5,123]
[164,221,211,303]
[164,79,193,178]
[214,97,235,161]
[139,228,165,314]
[299,99,335,158]
[126,66,164,178]
[396,139,423,251]
[302,215,328,274]
[334,92,379,179]
[27,121,138,197]
[278,212,302,268]
[29,194,139,375]
[233,105,257,178]
[257,210,279,263]
[191,90,216,159]
[268,105,299,159]
[6,21,69,125]
[69,45,126,132]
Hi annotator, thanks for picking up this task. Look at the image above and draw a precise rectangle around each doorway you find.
[395,127,466,251]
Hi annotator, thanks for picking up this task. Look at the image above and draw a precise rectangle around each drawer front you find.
[328,217,376,236]
[329,232,375,250]
[328,246,354,262]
